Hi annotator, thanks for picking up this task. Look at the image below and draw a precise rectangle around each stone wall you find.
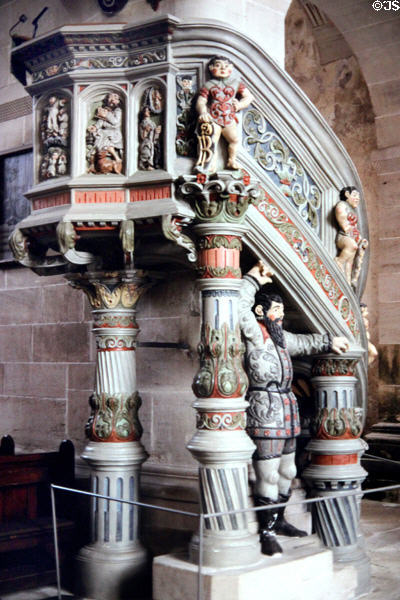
[304,2,400,426]
[0,267,93,454]
[285,0,380,426]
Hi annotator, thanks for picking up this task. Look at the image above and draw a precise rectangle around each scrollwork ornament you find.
[9,228,28,262]
[177,173,260,224]
[71,278,151,310]
[161,214,197,263]
[243,108,321,231]
[196,411,246,431]
[199,235,242,251]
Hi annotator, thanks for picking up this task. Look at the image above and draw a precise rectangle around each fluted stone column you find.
[69,271,153,600]
[179,172,261,568]
[302,348,368,570]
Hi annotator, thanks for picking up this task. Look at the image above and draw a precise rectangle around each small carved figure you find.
[47,149,60,178]
[176,75,197,157]
[46,95,59,135]
[138,106,162,170]
[334,187,368,288]
[39,148,67,180]
[360,302,378,366]
[240,261,350,556]
[39,95,70,180]
[57,101,69,141]
[87,92,123,174]
[195,56,254,173]
[177,76,194,110]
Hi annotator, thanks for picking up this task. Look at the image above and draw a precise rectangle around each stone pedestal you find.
[153,535,358,600]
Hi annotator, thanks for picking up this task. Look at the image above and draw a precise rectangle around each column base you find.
[333,542,371,598]
[75,542,149,600]
[189,530,261,568]
[154,535,360,600]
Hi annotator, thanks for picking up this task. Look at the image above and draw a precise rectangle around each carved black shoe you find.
[260,530,282,555]
[274,518,307,537]
[275,493,308,537]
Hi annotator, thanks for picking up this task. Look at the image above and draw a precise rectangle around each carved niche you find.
[138,85,164,171]
[86,91,124,175]
[38,93,70,181]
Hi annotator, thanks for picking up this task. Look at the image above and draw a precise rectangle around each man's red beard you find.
[264,316,285,348]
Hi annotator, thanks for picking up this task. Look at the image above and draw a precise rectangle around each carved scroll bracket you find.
[161,214,197,263]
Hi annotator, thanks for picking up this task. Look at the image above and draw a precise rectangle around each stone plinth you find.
[153,535,358,600]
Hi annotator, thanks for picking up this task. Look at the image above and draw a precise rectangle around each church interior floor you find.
[1,499,399,600]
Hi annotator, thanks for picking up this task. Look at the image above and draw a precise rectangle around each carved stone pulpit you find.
[10,13,372,600]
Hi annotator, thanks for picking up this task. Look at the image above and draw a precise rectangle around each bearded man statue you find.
[239,261,350,555]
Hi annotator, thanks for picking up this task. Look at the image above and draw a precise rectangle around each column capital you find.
[177,171,260,224]
[311,345,365,378]
[67,269,157,310]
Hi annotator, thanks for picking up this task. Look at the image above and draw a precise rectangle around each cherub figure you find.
[195,56,253,173]
[360,302,378,365]
[334,187,368,288]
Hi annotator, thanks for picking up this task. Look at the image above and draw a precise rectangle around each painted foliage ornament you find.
[97,0,129,13]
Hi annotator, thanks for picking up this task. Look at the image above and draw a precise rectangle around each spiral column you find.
[69,271,153,600]
[179,172,261,568]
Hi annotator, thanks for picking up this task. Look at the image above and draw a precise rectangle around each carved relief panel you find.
[176,72,198,157]
[38,92,70,181]
[85,90,125,175]
[137,85,164,171]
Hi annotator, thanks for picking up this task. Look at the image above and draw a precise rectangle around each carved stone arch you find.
[34,87,73,184]
[78,83,128,177]
[131,76,167,174]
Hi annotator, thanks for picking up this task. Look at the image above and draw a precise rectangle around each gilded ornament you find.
[196,411,246,431]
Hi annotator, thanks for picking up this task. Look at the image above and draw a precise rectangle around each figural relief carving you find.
[86,92,124,174]
[334,186,368,289]
[39,94,70,181]
[176,73,197,157]
[138,85,163,170]
[195,56,253,173]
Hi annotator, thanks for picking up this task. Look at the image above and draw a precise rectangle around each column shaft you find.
[69,272,151,600]
[302,351,368,567]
